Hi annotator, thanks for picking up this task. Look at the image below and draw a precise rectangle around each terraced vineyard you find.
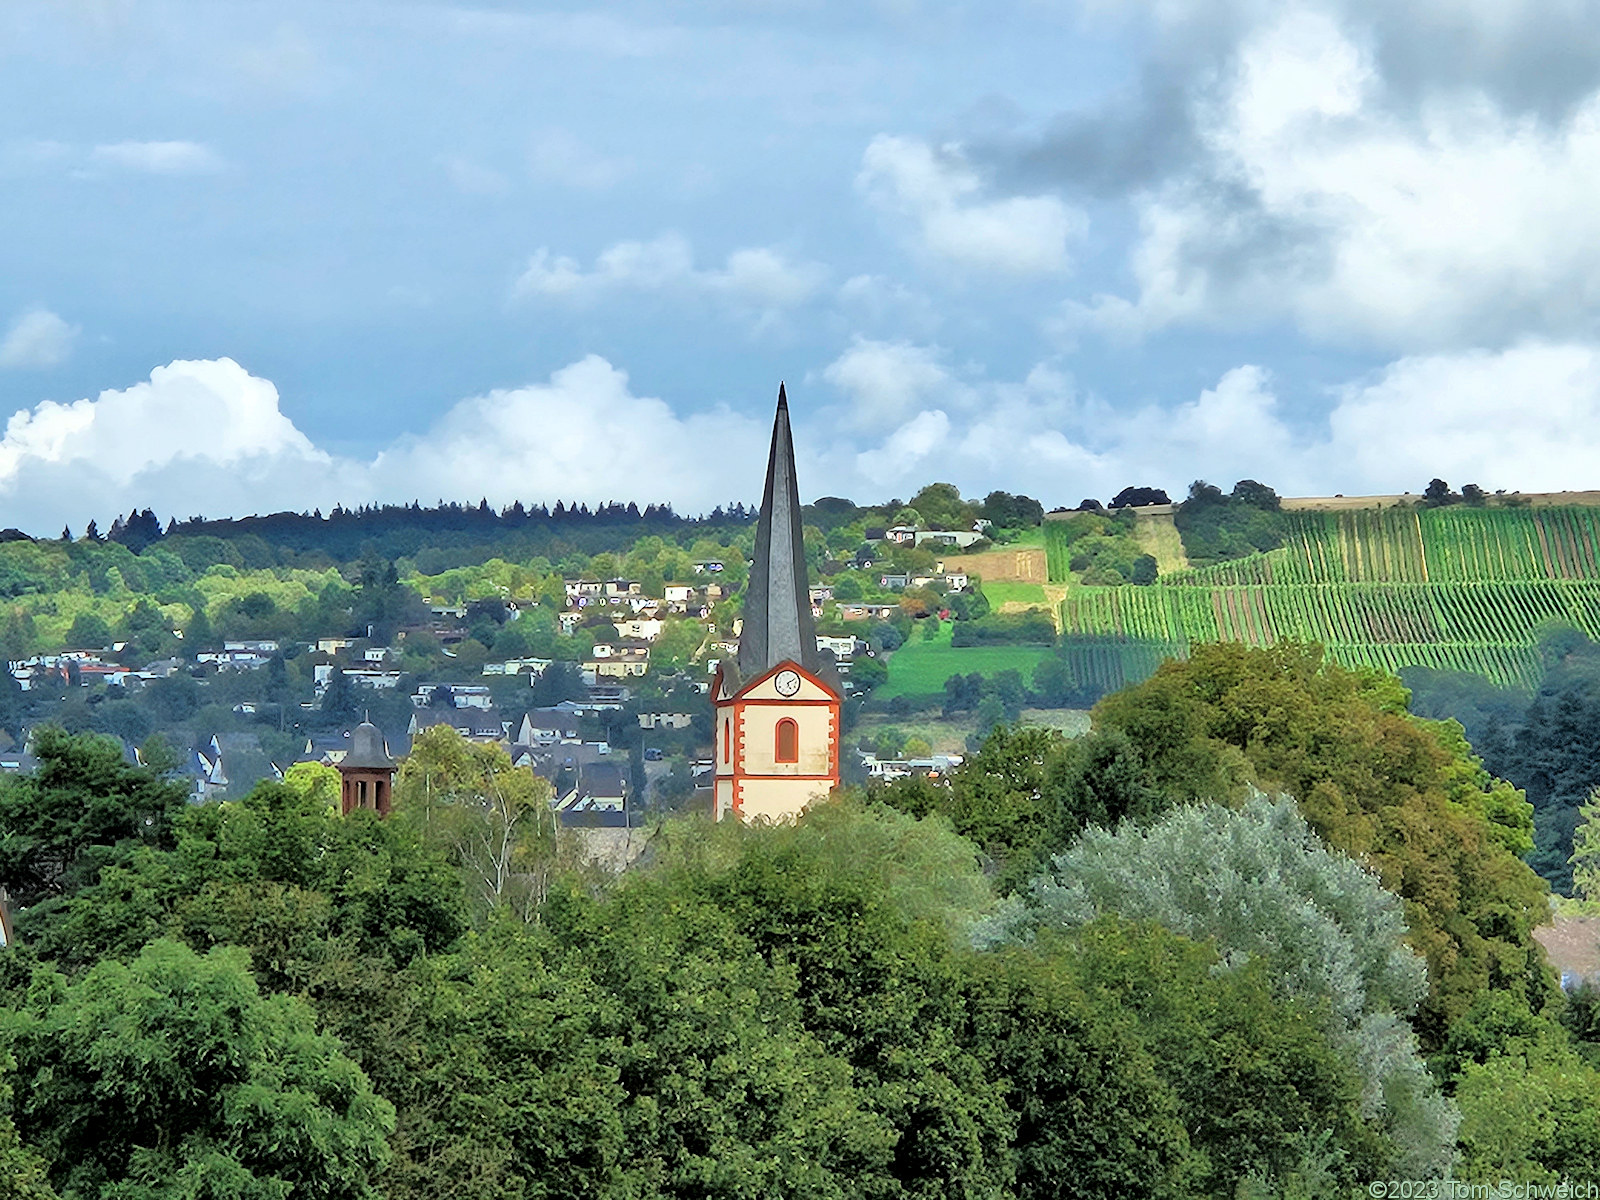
[1058,506,1600,688]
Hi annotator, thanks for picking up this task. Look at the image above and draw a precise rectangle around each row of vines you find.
[1061,578,1600,688]
[1165,506,1600,587]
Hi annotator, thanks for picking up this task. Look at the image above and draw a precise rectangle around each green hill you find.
[1056,505,1600,690]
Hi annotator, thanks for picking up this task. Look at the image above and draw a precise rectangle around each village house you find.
[835,602,903,622]
[612,617,663,641]
[408,709,508,745]
[344,668,402,690]
[482,656,552,676]
[518,708,582,745]
[409,683,494,709]
[638,711,694,730]
[816,634,865,660]
[912,529,986,549]
[583,645,649,682]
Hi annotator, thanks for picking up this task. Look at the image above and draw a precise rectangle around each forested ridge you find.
[2,644,1598,1197]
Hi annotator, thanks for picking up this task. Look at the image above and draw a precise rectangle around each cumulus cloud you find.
[13,340,1600,534]
[815,337,1600,504]
[89,140,223,174]
[1323,341,1600,493]
[0,356,774,530]
[373,355,770,510]
[1016,2,1600,350]
[822,338,960,431]
[858,135,1085,275]
[513,232,826,311]
[0,359,341,530]
[0,309,77,369]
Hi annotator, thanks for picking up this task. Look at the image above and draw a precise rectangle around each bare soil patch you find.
[1535,915,1600,981]
[940,547,1047,583]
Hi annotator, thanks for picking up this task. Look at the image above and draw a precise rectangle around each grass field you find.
[1134,511,1188,573]
[854,708,1091,754]
[983,581,1050,609]
[879,621,1053,698]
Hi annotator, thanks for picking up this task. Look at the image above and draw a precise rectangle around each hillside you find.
[1055,504,1600,689]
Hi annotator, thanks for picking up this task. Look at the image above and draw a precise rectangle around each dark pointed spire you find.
[738,383,827,681]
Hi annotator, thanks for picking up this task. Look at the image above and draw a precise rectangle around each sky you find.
[4,0,1600,531]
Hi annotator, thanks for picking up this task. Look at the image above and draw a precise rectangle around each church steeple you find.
[738,383,824,680]
[712,382,841,824]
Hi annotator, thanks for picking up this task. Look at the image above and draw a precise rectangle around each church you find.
[710,385,842,822]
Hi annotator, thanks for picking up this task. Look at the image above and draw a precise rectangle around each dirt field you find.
[1534,915,1600,982]
[940,546,1047,583]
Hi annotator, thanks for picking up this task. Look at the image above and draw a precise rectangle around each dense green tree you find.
[1173,481,1289,565]
[1057,919,1386,1195]
[877,725,1160,895]
[4,940,393,1199]
[144,671,200,724]
[394,726,556,921]
[184,597,215,645]
[978,491,1044,529]
[1092,642,1552,1047]
[64,612,112,649]
[0,727,188,908]
[321,667,360,723]
[986,795,1455,1178]
[1439,992,1600,1183]
[908,483,975,530]
[530,660,587,706]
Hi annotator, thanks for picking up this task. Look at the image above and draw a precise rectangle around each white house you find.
[613,617,664,642]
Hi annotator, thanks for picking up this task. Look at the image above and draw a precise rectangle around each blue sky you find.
[3,0,1600,530]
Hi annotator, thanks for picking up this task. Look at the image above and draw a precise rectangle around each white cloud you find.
[858,135,1085,274]
[513,233,825,311]
[0,359,341,529]
[0,358,323,486]
[1322,341,1600,493]
[0,309,78,369]
[89,140,223,174]
[814,337,1600,503]
[822,338,962,431]
[372,355,770,511]
[854,410,952,482]
[0,355,775,530]
[1071,7,1600,349]
[14,340,1600,534]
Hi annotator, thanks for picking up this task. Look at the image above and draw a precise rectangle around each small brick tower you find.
[338,717,396,816]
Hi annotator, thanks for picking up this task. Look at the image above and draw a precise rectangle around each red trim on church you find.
[715,656,841,821]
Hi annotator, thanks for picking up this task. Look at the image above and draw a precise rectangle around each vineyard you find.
[1055,506,1600,688]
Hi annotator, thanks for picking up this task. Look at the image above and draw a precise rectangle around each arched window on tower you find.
[775,718,799,764]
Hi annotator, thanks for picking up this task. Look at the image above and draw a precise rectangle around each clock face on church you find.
[774,669,802,696]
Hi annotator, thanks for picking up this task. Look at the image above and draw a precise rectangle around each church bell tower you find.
[711,384,842,822]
